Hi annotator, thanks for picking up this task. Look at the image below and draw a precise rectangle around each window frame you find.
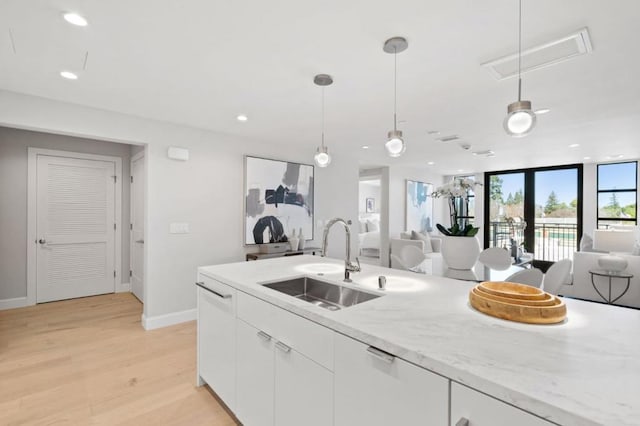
[596,161,638,228]
[454,175,475,225]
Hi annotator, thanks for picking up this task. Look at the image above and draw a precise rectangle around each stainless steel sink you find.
[263,277,382,311]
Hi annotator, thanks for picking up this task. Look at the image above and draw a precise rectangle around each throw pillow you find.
[411,230,433,253]
[366,220,380,232]
[579,233,593,252]
[358,219,367,233]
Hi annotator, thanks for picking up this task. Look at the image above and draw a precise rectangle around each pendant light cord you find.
[394,46,398,132]
[321,86,325,149]
[517,0,522,101]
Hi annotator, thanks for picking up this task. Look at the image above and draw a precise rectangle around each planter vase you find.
[441,236,480,270]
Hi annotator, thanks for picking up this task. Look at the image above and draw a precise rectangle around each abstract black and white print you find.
[245,156,314,245]
[406,180,433,233]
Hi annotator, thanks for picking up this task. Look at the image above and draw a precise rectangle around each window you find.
[597,162,637,228]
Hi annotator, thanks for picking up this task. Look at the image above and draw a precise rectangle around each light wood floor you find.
[0,293,239,425]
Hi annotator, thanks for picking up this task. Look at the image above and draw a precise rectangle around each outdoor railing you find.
[489,221,578,263]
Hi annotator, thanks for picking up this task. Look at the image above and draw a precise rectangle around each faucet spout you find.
[321,218,360,282]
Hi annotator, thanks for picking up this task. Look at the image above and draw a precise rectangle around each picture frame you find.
[405,180,433,233]
[244,155,314,245]
[366,197,375,213]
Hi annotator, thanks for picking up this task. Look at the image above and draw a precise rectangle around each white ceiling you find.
[1,0,640,174]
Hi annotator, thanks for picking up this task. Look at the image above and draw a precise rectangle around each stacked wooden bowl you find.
[469,281,566,324]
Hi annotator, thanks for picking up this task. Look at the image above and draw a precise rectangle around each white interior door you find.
[130,153,145,302]
[36,155,116,303]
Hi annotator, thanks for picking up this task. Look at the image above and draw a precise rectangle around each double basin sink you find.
[263,277,382,311]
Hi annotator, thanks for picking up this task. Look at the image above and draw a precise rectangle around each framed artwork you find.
[405,180,433,233]
[366,198,375,213]
[244,156,314,245]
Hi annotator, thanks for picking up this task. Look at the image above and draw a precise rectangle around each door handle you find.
[366,346,395,363]
[195,282,232,299]
[38,239,47,244]
[275,341,291,353]
[257,330,272,341]
[135,239,145,244]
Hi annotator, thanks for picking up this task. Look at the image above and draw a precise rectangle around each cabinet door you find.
[236,318,275,426]
[334,333,448,426]
[197,283,236,410]
[275,341,333,426]
[451,383,553,426]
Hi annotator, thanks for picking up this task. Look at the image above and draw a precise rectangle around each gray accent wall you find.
[0,126,132,300]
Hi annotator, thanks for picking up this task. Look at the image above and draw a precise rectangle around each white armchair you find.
[390,232,442,274]
[398,232,442,253]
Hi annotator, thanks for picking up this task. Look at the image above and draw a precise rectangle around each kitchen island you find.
[197,255,640,426]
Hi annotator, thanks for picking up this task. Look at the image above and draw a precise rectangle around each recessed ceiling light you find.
[427,161,435,165]
[63,13,88,27]
[361,145,369,149]
[583,156,591,160]
[60,71,78,80]
[568,143,580,148]
[535,108,551,114]
[457,169,464,173]
[236,114,248,122]
[605,154,624,160]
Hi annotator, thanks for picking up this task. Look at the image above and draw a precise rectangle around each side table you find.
[246,247,321,261]
[589,269,633,304]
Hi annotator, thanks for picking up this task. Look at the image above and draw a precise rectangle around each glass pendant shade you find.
[504,100,536,137]
[385,130,406,157]
[314,145,331,167]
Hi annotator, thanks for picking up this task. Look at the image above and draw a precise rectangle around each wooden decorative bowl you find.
[478,281,547,301]
[469,282,567,325]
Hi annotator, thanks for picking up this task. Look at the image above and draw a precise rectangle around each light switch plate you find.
[170,222,190,234]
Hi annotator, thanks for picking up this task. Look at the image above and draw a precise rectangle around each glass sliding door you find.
[487,173,525,251]
[484,164,583,270]
[534,168,579,263]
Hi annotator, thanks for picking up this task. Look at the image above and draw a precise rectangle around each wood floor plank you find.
[0,293,239,425]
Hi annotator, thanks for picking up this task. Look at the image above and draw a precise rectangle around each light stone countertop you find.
[198,255,640,426]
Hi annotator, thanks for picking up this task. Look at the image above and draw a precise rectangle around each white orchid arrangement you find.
[431,178,482,237]
[431,178,480,200]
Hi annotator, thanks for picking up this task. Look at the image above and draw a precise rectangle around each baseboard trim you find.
[115,282,131,293]
[0,297,29,311]
[141,308,196,330]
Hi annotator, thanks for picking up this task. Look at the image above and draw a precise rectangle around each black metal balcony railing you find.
[489,221,578,263]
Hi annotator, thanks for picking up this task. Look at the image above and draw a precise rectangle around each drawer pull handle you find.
[257,331,272,341]
[366,346,395,363]
[275,341,292,353]
[196,282,232,299]
[455,418,469,426]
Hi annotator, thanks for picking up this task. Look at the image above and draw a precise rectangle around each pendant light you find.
[313,74,333,168]
[504,0,536,137]
[383,37,408,157]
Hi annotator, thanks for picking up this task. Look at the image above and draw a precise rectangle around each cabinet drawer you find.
[274,307,334,371]
[237,291,278,335]
[197,274,236,308]
[451,382,554,426]
[237,291,334,370]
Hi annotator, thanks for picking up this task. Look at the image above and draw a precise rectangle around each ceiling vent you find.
[436,135,460,143]
[481,28,593,80]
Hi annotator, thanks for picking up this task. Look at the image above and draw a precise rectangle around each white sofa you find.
[561,251,640,309]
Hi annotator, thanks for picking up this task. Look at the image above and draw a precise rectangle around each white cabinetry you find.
[236,291,334,426]
[334,332,449,426]
[451,383,554,426]
[196,276,236,410]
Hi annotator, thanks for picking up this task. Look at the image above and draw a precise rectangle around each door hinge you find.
[129,270,132,277]
[114,270,116,278]
[112,175,117,183]
[114,223,117,230]
[130,176,133,183]
[130,223,133,230]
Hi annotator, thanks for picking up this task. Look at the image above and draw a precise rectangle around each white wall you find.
[378,165,444,266]
[0,90,358,321]
[358,181,381,214]
[0,127,132,300]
